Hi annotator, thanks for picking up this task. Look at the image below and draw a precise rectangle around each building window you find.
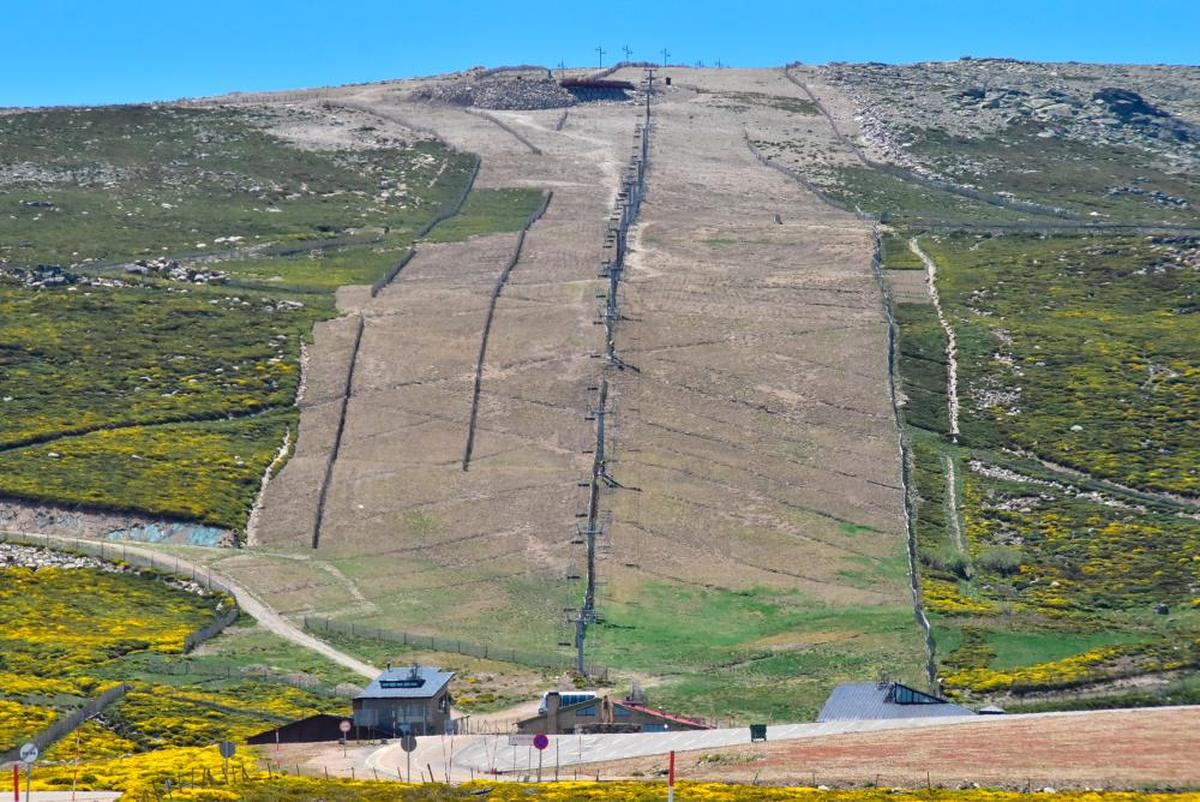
[889,684,943,705]
[614,707,630,717]
[576,705,597,717]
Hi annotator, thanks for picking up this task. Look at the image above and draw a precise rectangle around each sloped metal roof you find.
[816,682,975,722]
[355,666,454,700]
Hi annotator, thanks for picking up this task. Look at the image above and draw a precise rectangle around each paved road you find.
[365,716,984,782]
[0,531,380,681]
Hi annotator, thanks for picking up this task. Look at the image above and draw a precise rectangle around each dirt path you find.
[117,541,380,680]
[909,236,960,439]
[942,454,969,571]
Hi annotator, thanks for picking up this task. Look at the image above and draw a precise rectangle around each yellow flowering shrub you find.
[31,745,254,800]
[942,640,1200,694]
[101,777,1200,802]
[42,720,137,762]
[109,687,314,748]
[923,579,999,616]
[0,564,222,752]
[0,699,57,750]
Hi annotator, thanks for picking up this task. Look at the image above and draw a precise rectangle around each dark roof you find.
[519,696,711,729]
[559,78,636,90]
[816,682,975,722]
[616,702,713,729]
[518,695,598,725]
[355,666,454,700]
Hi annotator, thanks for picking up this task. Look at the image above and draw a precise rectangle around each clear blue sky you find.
[5,0,1197,107]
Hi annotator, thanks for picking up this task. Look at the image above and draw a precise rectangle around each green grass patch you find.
[591,582,925,722]
[986,629,1144,670]
[424,188,544,243]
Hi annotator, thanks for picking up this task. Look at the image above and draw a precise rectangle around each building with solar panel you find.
[352,663,455,736]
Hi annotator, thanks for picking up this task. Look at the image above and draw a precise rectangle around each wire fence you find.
[461,189,554,470]
[0,530,238,597]
[0,683,131,765]
[462,108,542,155]
[302,616,607,680]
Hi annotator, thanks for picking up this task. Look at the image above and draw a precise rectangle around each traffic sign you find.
[399,733,417,753]
[508,734,535,746]
[218,741,236,759]
[18,743,37,764]
[532,733,549,751]
[339,720,352,734]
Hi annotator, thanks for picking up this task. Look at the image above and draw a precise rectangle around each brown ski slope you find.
[609,67,904,590]
[239,91,640,641]
[229,70,921,712]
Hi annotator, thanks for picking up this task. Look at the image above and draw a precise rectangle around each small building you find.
[517,691,712,735]
[246,713,348,745]
[352,663,454,737]
[816,681,975,722]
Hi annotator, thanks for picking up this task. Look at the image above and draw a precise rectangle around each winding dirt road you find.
[0,530,380,681]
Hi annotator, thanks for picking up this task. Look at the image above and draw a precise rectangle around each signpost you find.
[339,719,351,757]
[533,733,549,783]
[217,741,235,783]
[668,750,676,802]
[18,743,36,802]
[399,732,417,783]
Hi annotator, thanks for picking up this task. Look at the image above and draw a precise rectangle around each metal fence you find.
[303,616,607,680]
[137,657,357,698]
[461,190,554,470]
[0,682,131,765]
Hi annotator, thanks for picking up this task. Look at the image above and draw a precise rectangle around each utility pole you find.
[596,45,606,68]
[715,58,724,69]
[622,44,632,63]
[660,48,670,67]
[558,60,566,78]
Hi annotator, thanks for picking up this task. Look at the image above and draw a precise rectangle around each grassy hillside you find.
[885,234,1200,707]
[0,103,488,534]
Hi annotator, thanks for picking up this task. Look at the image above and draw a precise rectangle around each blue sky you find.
[4,1,1197,107]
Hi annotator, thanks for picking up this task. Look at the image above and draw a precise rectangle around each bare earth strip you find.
[239,87,638,648]
[600,69,912,620]
[584,706,1200,790]
[217,69,923,702]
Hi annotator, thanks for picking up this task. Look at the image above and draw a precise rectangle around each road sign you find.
[532,733,549,751]
[399,734,417,753]
[18,744,36,764]
[508,734,535,746]
[339,720,352,734]
[218,741,236,759]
